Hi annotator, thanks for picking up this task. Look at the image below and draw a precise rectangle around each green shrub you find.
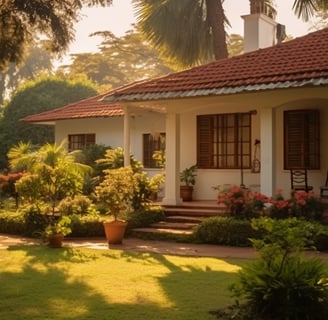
[193,217,262,246]
[225,218,328,320]
[126,206,165,230]
[57,195,96,215]
[20,202,49,236]
[0,211,25,235]
[95,147,164,212]
[69,214,105,237]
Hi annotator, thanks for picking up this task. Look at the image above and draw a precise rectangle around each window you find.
[284,109,320,169]
[68,134,96,151]
[143,133,165,168]
[197,113,251,169]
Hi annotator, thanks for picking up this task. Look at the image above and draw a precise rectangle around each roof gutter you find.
[104,78,328,103]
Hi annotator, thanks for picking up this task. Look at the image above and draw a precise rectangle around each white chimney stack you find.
[242,0,279,53]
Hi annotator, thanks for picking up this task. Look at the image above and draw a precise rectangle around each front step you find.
[164,207,225,217]
[166,215,204,223]
[151,221,199,230]
[130,227,193,242]
[130,201,224,241]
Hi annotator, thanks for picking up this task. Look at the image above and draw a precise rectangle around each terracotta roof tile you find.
[108,28,328,101]
[22,92,124,123]
[23,28,328,123]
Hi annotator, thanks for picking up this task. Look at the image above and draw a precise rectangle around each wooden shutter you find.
[284,110,320,169]
[197,115,213,168]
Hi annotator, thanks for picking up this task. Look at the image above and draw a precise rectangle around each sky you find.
[63,0,315,60]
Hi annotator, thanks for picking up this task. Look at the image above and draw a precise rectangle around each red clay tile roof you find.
[22,92,124,123]
[106,28,328,102]
[23,28,328,124]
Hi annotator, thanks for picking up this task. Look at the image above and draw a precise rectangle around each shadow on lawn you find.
[1,245,242,320]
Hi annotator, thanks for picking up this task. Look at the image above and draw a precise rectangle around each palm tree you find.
[9,141,92,214]
[292,0,328,21]
[133,0,327,68]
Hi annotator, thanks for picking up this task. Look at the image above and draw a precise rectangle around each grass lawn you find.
[0,244,246,320]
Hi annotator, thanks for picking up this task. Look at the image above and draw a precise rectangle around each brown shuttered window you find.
[197,113,251,169]
[284,110,320,169]
[68,134,96,151]
[143,133,166,168]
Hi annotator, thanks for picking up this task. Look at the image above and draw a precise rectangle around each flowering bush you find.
[217,186,324,221]
[268,189,291,219]
[269,190,323,220]
[0,170,23,198]
[216,185,269,219]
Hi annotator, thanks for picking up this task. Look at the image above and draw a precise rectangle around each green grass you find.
[0,245,245,320]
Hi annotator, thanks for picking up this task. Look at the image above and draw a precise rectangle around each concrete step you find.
[131,202,224,241]
[166,215,204,223]
[151,221,198,230]
[132,227,193,235]
[164,207,226,217]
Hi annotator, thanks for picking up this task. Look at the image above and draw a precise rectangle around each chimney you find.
[242,0,280,53]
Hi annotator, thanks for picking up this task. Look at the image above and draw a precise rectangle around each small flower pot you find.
[48,234,64,248]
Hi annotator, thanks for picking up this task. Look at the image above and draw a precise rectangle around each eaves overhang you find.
[105,78,328,103]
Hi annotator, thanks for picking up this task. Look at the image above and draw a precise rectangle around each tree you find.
[58,30,174,89]
[293,0,328,21]
[133,0,327,67]
[227,34,244,57]
[0,0,113,71]
[310,9,328,30]
[0,75,98,168]
[0,41,53,106]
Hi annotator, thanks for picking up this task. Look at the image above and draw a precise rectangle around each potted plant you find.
[180,164,197,201]
[95,166,136,245]
[44,215,72,248]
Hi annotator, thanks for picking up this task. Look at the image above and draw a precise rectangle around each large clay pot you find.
[48,234,64,248]
[103,220,128,245]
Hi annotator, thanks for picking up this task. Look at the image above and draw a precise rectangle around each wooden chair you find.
[290,169,313,192]
[320,171,328,198]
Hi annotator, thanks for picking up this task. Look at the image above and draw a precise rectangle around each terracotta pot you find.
[103,220,128,245]
[48,234,64,248]
[180,185,194,201]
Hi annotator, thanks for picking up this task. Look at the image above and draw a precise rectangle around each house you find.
[23,5,328,205]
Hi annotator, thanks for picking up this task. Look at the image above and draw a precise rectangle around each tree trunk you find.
[206,0,228,60]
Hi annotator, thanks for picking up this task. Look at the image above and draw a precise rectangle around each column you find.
[260,107,275,196]
[162,112,182,205]
[123,106,131,166]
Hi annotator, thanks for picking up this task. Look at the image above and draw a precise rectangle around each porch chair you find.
[320,171,328,198]
[290,169,313,193]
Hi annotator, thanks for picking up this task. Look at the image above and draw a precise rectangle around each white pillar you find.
[260,108,275,196]
[123,106,131,166]
[162,112,182,205]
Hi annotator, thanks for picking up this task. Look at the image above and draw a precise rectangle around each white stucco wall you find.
[55,112,166,169]
[171,87,328,200]
[53,87,328,202]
